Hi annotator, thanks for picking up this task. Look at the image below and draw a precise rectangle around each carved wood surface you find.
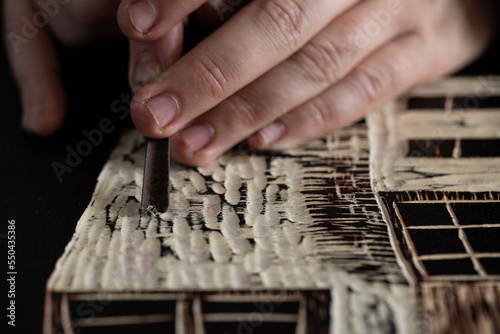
[45,76,500,333]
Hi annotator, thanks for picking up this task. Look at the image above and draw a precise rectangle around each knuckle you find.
[257,0,307,49]
[307,97,333,131]
[191,55,230,100]
[350,60,399,104]
[341,17,370,52]
[295,36,344,84]
[225,93,261,128]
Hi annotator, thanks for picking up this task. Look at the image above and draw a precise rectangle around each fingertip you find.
[119,0,204,42]
[247,121,286,150]
[169,133,192,165]
[130,1,157,34]
[170,132,218,167]
[21,103,65,137]
[130,98,157,138]
[5,0,66,136]
[127,22,183,92]
[20,78,66,137]
[246,133,264,151]
[118,0,159,41]
[130,92,169,139]
[129,51,162,90]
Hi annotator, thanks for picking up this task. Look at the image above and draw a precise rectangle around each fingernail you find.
[180,123,214,153]
[257,121,285,146]
[145,94,179,130]
[129,1,157,34]
[133,53,161,89]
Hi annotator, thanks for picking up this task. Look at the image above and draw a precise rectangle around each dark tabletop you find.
[1,22,500,333]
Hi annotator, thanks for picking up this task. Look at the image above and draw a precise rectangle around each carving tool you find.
[141,137,170,213]
[141,16,194,214]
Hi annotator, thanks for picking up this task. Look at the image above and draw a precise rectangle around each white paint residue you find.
[46,121,418,332]
[189,170,207,193]
[202,195,221,228]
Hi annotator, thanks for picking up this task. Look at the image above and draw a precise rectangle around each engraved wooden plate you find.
[44,76,500,334]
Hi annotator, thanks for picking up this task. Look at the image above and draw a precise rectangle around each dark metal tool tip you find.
[141,137,170,214]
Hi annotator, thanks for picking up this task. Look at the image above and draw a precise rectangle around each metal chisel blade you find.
[141,137,170,213]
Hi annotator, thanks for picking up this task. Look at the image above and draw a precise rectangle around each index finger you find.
[118,0,206,40]
[130,0,358,139]
[4,0,66,136]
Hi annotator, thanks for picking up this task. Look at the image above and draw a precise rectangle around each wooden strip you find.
[446,199,488,277]
[203,294,301,303]
[43,292,61,334]
[192,296,205,334]
[409,76,500,97]
[176,298,194,334]
[295,294,307,334]
[403,199,500,204]
[60,294,73,334]
[202,313,298,322]
[393,201,429,278]
[407,224,500,230]
[69,293,180,301]
[419,253,500,261]
[73,314,174,327]
[427,275,500,281]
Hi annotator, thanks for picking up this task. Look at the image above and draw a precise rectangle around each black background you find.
[1,34,132,333]
[1,9,500,334]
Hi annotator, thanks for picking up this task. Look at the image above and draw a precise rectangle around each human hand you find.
[3,0,123,136]
[118,0,498,166]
